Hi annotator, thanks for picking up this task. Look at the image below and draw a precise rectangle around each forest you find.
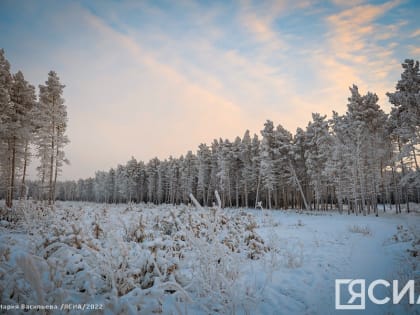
[1,48,419,213]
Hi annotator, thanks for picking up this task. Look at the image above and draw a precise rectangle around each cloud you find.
[410,29,420,37]
[307,0,405,113]
[238,0,289,56]
[326,0,401,60]
[408,45,420,56]
[78,3,343,163]
[39,2,318,179]
[58,10,257,176]
[330,0,365,7]
[9,0,416,180]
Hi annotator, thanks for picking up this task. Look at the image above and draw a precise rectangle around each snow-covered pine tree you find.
[293,127,310,209]
[231,136,243,207]
[166,156,180,204]
[106,168,117,203]
[217,139,233,207]
[157,159,169,204]
[197,143,211,206]
[387,59,420,171]
[329,85,388,215]
[180,151,197,204]
[34,71,69,205]
[326,112,350,213]
[115,164,126,203]
[146,158,160,204]
[125,157,140,202]
[251,133,261,208]
[4,71,36,206]
[360,92,389,215]
[0,49,13,206]
[259,120,276,209]
[304,113,331,210]
[0,50,37,207]
[387,59,420,209]
[350,87,387,215]
[240,130,254,208]
[273,123,296,209]
[94,171,108,203]
[135,160,147,203]
[208,139,220,206]
[11,71,37,200]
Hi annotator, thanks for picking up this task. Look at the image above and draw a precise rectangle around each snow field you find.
[0,202,419,314]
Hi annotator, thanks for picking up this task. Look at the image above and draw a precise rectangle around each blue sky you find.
[1,0,419,180]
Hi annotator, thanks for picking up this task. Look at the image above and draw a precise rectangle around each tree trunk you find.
[255,174,261,208]
[235,176,239,208]
[411,139,419,171]
[20,140,29,200]
[391,165,400,214]
[244,181,248,208]
[49,131,55,205]
[288,161,309,211]
[6,138,16,208]
[267,188,272,209]
[53,141,59,204]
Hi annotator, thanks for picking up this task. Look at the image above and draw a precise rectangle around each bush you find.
[348,224,372,236]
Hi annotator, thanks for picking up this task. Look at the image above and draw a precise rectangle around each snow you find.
[0,201,419,314]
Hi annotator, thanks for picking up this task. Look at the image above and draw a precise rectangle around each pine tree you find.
[305,113,331,210]
[240,130,253,208]
[259,120,276,209]
[106,168,116,203]
[11,71,37,200]
[157,159,169,204]
[251,134,261,207]
[166,156,180,204]
[387,59,420,171]
[180,151,197,204]
[125,157,140,202]
[217,139,234,207]
[0,50,14,207]
[0,50,36,207]
[146,158,160,204]
[35,71,69,205]
[329,86,389,214]
[293,128,310,209]
[273,123,294,209]
[197,143,211,205]
[231,136,243,207]
[94,171,108,203]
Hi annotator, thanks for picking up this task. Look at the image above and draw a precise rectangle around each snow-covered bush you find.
[0,200,271,314]
[348,224,372,236]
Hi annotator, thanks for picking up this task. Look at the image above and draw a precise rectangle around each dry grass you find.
[348,224,372,236]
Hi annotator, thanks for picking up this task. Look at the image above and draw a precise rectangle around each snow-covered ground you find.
[0,201,419,315]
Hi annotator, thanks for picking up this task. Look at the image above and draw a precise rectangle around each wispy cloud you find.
[237,0,290,58]
[83,11,252,140]
[310,0,405,111]
[326,0,401,61]
[410,29,420,37]
[330,0,364,7]
[2,0,418,179]
[409,45,420,56]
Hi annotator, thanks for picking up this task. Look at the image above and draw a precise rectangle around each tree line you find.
[45,59,420,213]
[1,52,419,213]
[0,49,69,207]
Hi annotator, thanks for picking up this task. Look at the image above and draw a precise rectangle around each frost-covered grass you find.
[347,224,372,236]
[0,201,419,314]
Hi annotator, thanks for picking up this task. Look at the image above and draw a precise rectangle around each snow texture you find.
[0,201,419,314]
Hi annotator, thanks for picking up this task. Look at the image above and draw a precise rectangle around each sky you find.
[0,0,419,180]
